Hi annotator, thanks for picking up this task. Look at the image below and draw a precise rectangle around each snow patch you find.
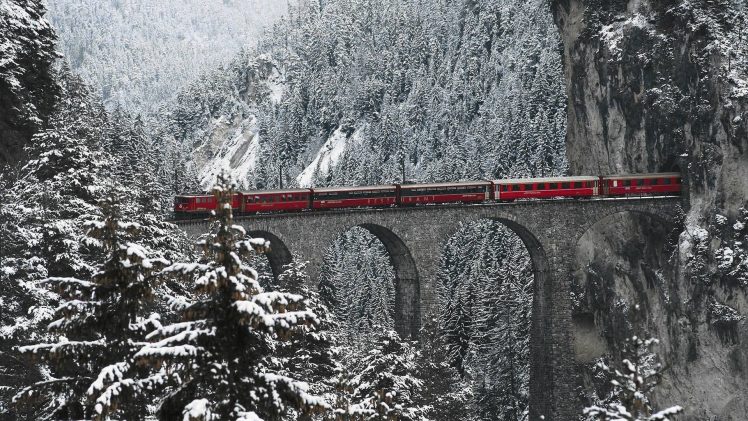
[199,117,261,190]
[297,127,360,187]
[183,398,212,421]
[600,14,653,57]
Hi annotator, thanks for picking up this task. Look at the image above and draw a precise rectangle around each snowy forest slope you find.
[46,0,287,114]
[161,0,568,190]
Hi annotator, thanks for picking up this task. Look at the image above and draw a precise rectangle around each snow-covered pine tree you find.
[413,317,470,420]
[274,259,339,419]
[584,335,683,421]
[0,0,59,168]
[335,330,424,421]
[131,173,329,420]
[0,65,112,419]
[13,188,167,420]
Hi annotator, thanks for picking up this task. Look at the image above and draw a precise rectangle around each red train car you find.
[173,193,243,217]
[173,173,682,217]
[241,188,312,214]
[174,194,219,217]
[495,176,599,201]
[399,181,492,205]
[601,173,681,196]
[312,185,397,210]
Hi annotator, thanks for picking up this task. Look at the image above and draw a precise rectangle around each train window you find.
[525,184,534,190]
[664,178,671,185]
[574,182,583,188]
[550,183,557,189]
[637,179,645,186]
[561,182,570,189]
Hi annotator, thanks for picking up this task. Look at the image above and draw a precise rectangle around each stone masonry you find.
[176,196,682,420]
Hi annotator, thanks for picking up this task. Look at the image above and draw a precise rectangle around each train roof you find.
[494,176,598,184]
[400,180,491,189]
[601,172,681,179]
[241,188,311,195]
[176,193,213,198]
[313,185,398,193]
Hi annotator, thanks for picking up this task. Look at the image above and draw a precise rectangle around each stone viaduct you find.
[176,196,682,420]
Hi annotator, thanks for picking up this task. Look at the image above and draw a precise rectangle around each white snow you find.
[296,127,352,187]
[236,411,263,421]
[183,398,212,421]
[199,116,261,190]
[600,14,656,58]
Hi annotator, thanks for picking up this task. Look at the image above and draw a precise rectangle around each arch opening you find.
[246,230,293,290]
[438,217,550,420]
[358,223,421,340]
[318,224,420,343]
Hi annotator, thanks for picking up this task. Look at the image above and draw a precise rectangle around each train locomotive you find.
[173,173,681,218]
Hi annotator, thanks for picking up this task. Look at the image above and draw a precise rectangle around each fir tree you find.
[275,259,339,420]
[335,330,424,421]
[129,173,329,420]
[13,189,167,420]
[583,335,683,421]
[413,317,470,421]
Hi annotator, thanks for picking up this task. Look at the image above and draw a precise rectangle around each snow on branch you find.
[19,338,106,357]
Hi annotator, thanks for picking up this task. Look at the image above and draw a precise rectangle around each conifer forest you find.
[1,0,747,420]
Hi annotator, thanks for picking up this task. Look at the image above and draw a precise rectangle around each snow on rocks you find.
[296,127,355,188]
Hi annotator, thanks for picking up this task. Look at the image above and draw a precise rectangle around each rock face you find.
[551,0,748,418]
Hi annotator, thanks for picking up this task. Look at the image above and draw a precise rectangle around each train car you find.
[241,188,313,214]
[312,185,398,210]
[495,176,599,201]
[399,181,492,205]
[601,173,681,197]
[174,194,219,217]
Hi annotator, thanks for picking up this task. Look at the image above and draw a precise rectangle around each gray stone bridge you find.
[176,196,682,420]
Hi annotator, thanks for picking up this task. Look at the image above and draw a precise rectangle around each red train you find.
[173,173,681,218]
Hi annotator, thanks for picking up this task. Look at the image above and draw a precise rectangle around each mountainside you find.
[155,2,569,418]
[552,0,748,418]
[165,0,568,190]
[46,0,287,114]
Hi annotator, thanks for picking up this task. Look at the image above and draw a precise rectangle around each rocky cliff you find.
[552,0,748,418]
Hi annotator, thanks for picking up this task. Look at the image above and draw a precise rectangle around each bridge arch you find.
[246,230,293,285]
[445,214,554,420]
[357,223,421,339]
[322,223,421,339]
